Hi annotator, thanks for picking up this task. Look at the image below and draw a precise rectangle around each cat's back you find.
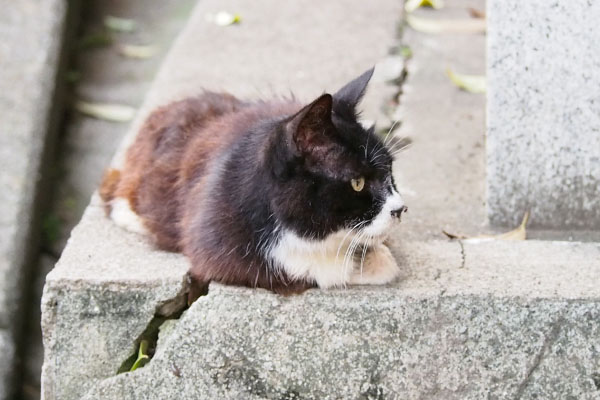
[100,92,245,249]
[101,91,300,251]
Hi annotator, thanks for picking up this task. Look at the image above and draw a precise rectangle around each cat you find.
[100,67,407,301]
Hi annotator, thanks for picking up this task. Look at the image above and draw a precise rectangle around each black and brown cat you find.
[100,67,407,299]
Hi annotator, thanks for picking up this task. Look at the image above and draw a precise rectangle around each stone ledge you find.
[42,192,600,398]
[82,285,600,399]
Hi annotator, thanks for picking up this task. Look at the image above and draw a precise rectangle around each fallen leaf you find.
[130,340,150,371]
[405,0,444,13]
[118,44,157,59]
[104,16,136,32]
[406,14,486,34]
[468,7,486,19]
[446,69,486,93]
[206,11,241,26]
[443,212,530,243]
[74,100,135,122]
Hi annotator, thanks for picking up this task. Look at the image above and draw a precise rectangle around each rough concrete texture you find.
[41,197,189,400]
[0,0,68,397]
[41,0,600,399]
[487,0,600,229]
[394,0,487,241]
[83,284,600,400]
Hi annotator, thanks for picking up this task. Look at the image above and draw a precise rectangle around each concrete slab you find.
[487,0,600,229]
[0,0,68,397]
[394,0,487,241]
[83,284,600,400]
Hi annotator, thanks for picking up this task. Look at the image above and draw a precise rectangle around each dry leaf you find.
[74,100,135,122]
[406,14,486,34]
[405,0,444,13]
[104,16,136,33]
[446,69,486,93]
[206,11,241,26]
[443,212,530,243]
[118,44,157,59]
[468,7,486,19]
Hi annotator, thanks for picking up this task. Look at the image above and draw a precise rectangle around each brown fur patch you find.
[99,168,121,214]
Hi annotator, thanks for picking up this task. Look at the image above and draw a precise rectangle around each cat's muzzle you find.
[390,205,408,221]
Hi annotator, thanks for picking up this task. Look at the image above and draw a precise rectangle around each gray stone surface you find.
[41,198,189,400]
[83,285,600,400]
[487,0,600,229]
[394,0,487,241]
[0,0,68,398]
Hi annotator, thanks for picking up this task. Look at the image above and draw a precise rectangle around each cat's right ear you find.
[286,94,334,155]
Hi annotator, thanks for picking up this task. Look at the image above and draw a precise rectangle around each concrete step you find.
[0,1,71,398]
[41,0,600,399]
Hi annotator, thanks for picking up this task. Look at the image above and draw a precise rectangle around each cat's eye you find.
[351,177,365,192]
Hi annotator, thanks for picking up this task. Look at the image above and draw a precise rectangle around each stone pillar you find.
[487,0,600,229]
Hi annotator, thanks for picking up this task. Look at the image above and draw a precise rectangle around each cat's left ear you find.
[333,67,375,117]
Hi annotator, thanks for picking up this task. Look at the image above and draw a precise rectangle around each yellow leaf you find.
[104,16,136,33]
[118,44,157,59]
[446,69,486,94]
[405,0,444,13]
[74,100,135,122]
[443,212,530,243]
[406,14,486,34]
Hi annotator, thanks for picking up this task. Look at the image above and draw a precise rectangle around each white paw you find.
[349,244,401,285]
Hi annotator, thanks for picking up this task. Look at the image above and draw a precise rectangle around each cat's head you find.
[272,67,407,242]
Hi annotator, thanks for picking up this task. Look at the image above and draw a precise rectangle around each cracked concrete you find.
[82,287,600,400]
[513,317,564,399]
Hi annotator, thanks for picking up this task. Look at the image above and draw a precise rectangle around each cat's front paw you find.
[349,244,401,285]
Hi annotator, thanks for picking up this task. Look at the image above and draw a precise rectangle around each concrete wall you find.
[487,0,600,229]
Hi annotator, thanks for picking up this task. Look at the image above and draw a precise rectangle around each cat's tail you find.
[99,168,121,213]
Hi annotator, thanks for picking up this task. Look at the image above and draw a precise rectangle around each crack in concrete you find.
[116,281,193,374]
[512,317,563,400]
[458,240,466,269]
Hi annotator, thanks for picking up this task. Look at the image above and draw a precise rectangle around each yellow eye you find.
[351,177,365,192]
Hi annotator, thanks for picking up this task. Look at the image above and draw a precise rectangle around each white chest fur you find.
[268,227,376,288]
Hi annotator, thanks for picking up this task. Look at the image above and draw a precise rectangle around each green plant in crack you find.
[130,340,150,372]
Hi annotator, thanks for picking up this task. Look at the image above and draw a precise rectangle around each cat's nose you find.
[391,205,407,219]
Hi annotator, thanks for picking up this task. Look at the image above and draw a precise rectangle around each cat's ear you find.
[333,67,375,116]
[287,94,334,154]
